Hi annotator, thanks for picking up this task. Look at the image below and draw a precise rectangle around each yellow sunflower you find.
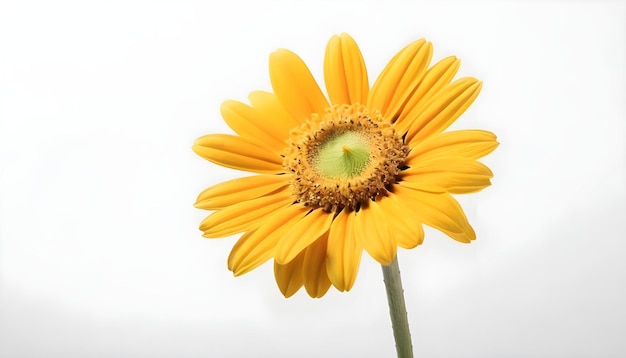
[193,33,498,298]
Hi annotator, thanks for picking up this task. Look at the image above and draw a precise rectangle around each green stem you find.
[382,256,414,358]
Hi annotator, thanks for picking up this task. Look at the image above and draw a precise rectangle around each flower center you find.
[315,131,370,179]
[282,104,409,212]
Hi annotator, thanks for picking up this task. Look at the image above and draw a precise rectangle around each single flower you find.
[193,33,498,298]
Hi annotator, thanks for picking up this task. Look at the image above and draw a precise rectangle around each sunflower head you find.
[194,33,498,298]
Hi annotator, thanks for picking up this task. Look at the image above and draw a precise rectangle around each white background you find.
[1,1,625,357]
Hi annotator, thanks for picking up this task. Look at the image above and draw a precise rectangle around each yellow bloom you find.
[193,33,498,298]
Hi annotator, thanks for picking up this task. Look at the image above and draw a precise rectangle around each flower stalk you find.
[382,256,414,358]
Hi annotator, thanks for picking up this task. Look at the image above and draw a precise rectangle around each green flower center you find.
[314,131,370,179]
[282,104,409,212]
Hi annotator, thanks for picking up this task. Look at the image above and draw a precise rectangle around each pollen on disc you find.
[282,104,409,212]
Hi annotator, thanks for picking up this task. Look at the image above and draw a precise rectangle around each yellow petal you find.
[326,210,363,291]
[394,56,461,134]
[274,251,305,298]
[405,78,482,145]
[302,233,332,298]
[269,49,329,122]
[195,174,289,210]
[354,201,397,265]
[193,134,283,174]
[368,39,432,120]
[403,157,494,194]
[220,100,287,152]
[395,183,476,243]
[324,33,369,105]
[228,204,309,276]
[407,130,499,162]
[200,187,292,238]
[274,209,334,265]
[377,195,424,249]
[248,90,301,128]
